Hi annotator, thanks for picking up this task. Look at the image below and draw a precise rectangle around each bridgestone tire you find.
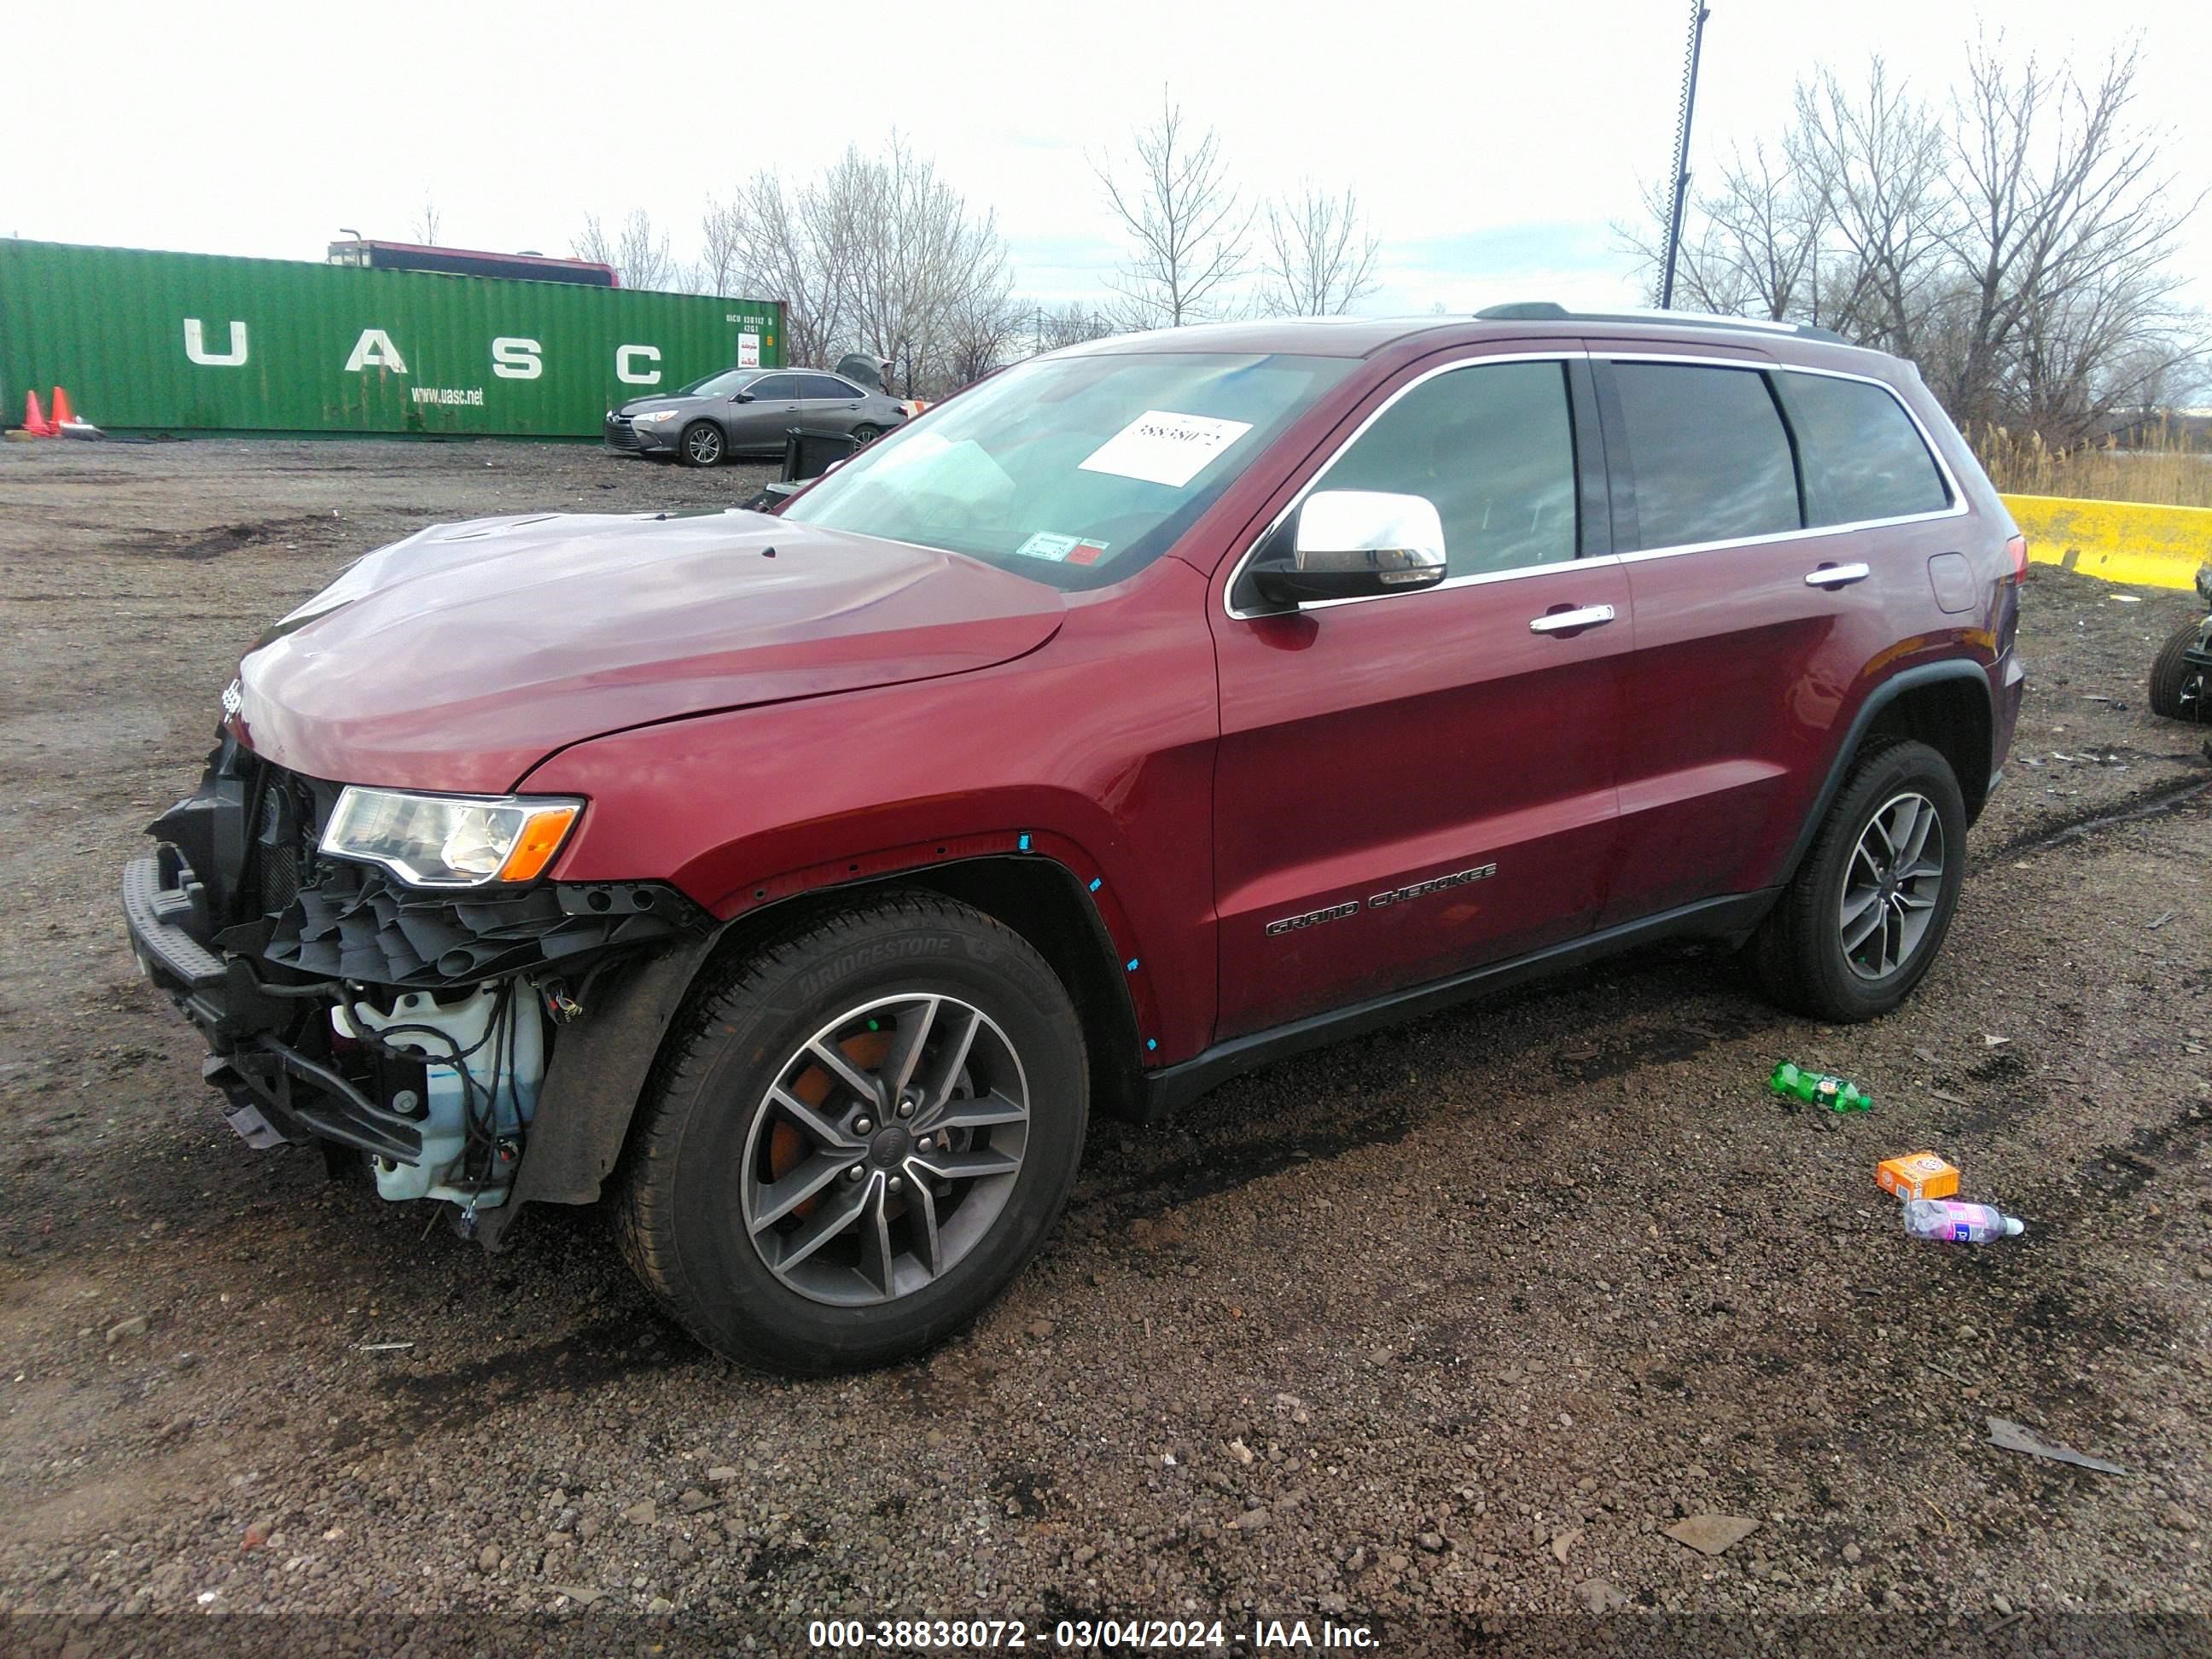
[1749,737,1967,1023]
[2149,619,2209,721]
[614,893,1087,1375]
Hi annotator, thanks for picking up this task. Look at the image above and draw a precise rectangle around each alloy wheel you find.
[685,425,723,465]
[1838,790,1946,981]
[739,993,1030,1307]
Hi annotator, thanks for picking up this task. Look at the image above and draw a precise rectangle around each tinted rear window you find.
[1613,363,1802,549]
[1776,372,1951,525]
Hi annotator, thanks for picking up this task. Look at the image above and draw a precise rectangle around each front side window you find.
[780,351,1355,588]
[1314,359,1578,579]
[747,374,800,400]
[1775,371,1950,526]
[1612,363,1801,549]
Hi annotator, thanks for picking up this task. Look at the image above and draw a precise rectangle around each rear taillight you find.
[2005,533,2029,585]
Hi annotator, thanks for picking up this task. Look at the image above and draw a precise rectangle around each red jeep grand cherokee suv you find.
[124,306,2026,1372]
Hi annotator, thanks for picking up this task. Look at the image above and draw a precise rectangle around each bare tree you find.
[702,164,865,368]
[1621,136,1831,324]
[572,214,618,274]
[1787,60,1953,358]
[411,195,442,246]
[573,209,679,291]
[696,201,745,296]
[846,135,1011,394]
[1618,36,2205,446]
[1033,301,1119,352]
[942,288,1029,387]
[1257,183,1380,317]
[1928,35,2203,439]
[702,136,1015,394]
[1095,92,1251,328]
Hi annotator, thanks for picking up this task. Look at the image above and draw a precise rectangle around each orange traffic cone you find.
[21,388,54,436]
[49,386,76,428]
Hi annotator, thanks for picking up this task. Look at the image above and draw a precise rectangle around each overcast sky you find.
[7,0,2207,317]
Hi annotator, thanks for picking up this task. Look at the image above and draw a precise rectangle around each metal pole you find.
[1659,3,1712,311]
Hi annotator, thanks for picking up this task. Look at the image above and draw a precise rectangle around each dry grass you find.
[1971,418,2212,509]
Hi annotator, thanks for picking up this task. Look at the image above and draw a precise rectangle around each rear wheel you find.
[680,422,725,467]
[615,893,1086,1374]
[1749,737,1966,1022]
[849,423,882,445]
[2149,619,2209,720]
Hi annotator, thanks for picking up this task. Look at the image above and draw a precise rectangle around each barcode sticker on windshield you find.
[1015,532,1110,563]
[1078,410,1254,488]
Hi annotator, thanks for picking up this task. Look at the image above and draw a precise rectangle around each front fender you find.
[516,562,1223,1062]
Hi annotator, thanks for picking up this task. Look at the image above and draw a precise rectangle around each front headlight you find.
[634,409,681,424]
[319,788,583,888]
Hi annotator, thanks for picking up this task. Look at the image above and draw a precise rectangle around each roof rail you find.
[1472,301,1848,346]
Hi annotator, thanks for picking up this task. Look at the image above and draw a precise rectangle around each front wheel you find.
[2149,618,2210,720]
[614,893,1087,1374]
[679,421,725,467]
[1749,737,1967,1022]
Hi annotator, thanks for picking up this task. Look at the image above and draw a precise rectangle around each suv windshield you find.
[777,351,1354,586]
[675,369,759,398]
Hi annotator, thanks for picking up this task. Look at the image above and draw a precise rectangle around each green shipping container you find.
[0,238,784,438]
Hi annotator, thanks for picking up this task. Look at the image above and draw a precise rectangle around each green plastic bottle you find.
[1768,1062,1872,1113]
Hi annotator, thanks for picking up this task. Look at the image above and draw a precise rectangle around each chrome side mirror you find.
[1248,490,1447,609]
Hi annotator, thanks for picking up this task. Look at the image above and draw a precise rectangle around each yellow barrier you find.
[2000,493,2212,591]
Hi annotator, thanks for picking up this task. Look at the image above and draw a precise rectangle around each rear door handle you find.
[1528,603,1617,634]
[1805,562,1871,589]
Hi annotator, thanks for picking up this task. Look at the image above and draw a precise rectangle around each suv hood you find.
[233,510,1066,793]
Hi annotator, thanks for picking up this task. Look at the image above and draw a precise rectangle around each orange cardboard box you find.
[1877,1152,1959,1202]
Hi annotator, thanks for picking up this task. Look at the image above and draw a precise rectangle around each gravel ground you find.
[1,437,2208,1653]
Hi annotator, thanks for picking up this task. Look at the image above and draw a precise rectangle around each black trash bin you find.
[781,426,860,483]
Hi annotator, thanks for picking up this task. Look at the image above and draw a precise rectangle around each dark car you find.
[604,367,908,466]
[125,305,2024,1375]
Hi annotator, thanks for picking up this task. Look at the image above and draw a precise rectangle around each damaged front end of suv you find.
[123,729,708,1244]
[116,498,1073,1279]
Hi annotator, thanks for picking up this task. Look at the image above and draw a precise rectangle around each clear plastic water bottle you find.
[1904,1198,2024,1243]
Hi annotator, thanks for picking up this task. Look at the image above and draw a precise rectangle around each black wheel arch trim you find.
[1776,658,1995,890]
[474,931,715,1251]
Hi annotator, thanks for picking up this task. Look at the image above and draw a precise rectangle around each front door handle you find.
[1806,562,1871,589]
[1528,603,1617,635]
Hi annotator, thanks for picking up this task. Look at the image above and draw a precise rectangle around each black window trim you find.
[1224,349,1599,620]
[1592,352,1965,564]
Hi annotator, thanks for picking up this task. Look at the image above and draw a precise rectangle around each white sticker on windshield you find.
[1078,410,1254,489]
[1014,532,1110,565]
